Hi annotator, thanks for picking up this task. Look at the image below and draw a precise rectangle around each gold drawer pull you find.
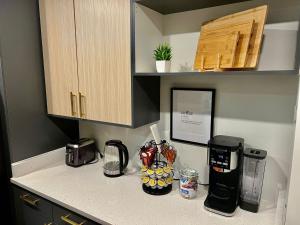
[79,92,86,118]
[70,92,78,116]
[44,223,52,225]
[20,194,40,207]
[61,214,86,225]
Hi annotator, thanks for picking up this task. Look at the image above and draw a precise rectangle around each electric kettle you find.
[103,140,129,177]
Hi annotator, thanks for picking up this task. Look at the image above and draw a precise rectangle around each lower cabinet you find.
[13,186,53,225]
[13,186,100,225]
[53,205,98,225]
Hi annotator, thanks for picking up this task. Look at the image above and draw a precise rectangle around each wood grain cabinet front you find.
[74,0,132,125]
[39,0,80,118]
[39,0,160,127]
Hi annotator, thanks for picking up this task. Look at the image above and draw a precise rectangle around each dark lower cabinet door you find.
[13,186,53,225]
[13,185,101,225]
[53,205,99,225]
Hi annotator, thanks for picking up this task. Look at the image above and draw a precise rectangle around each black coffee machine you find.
[204,135,244,217]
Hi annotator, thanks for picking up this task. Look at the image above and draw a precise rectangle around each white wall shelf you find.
[134,70,299,77]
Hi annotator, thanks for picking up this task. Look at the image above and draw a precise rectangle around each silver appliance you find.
[103,140,129,177]
[66,138,97,167]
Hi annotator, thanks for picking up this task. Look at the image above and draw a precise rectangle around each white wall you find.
[80,74,298,206]
[161,75,297,204]
[80,0,300,211]
[135,5,163,73]
[286,79,300,225]
[286,81,300,225]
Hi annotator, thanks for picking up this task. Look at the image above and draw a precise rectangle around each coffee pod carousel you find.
[139,140,177,195]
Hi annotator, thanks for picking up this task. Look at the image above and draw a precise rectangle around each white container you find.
[156,60,171,73]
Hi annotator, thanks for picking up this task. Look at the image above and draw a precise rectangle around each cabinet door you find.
[13,186,53,225]
[53,205,100,225]
[39,0,80,118]
[74,0,132,125]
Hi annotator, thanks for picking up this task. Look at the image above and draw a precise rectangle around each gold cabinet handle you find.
[20,194,40,207]
[79,92,86,118]
[61,214,86,225]
[70,92,78,116]
[44,223,52,225]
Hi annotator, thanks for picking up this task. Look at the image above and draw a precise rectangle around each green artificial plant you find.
[154,43,172,61]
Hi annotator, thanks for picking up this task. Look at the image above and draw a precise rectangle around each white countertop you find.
[11,150,277,225]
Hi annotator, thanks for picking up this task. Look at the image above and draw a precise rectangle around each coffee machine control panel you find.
[209,148,231,170]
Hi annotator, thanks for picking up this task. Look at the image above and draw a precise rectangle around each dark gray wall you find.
[132,77,160,127]
[0,0,79,163]
[0,113,13,225]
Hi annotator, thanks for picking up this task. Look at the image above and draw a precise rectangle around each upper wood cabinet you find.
[74,0,132,125]
[39,0,79,118]
[39,0,160,127]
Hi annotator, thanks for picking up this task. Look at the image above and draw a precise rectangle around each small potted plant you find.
[154,43,172,73]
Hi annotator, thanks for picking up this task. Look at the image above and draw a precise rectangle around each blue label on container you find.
[180,177,188,183]
[180,189,189,194]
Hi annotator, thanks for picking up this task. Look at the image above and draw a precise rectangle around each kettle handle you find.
[120,143,129,171]
[106,140,129,173]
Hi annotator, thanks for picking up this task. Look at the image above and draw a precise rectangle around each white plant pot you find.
[156,60,171,73]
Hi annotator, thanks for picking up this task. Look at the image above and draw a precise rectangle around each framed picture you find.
[170,88,215,146]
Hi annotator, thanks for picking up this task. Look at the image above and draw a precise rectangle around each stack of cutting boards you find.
[194,5,268,71]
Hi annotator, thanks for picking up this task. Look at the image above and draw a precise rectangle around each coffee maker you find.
[204,135,244,216]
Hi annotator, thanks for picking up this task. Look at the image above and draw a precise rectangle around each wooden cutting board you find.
[202,5,268,68]
[200,20,254,68]
[194,31,240,70]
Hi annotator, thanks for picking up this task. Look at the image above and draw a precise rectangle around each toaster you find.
[66,138,97,167]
